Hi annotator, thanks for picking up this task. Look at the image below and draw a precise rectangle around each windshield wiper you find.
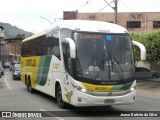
[76,58,83,75]
[109,54,125,82]
[101,50,105,71]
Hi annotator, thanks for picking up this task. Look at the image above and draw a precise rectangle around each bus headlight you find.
[76,86,87,93]
[128,81,136,93]
[129,86,136,93]
[72,83,87,93]
[81,88,87,93]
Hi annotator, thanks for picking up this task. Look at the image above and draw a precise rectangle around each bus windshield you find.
[74,32,135,84]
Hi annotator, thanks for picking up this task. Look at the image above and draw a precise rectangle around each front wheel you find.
[56,85,67,109]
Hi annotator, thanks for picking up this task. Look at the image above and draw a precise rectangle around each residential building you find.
[5,38,22,62]
[0,26,5,62]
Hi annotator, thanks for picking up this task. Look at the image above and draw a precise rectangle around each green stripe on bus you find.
[111,82,133,90]
[36,56,52,86]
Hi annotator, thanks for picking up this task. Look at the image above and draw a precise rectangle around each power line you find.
[63,0,95,19]
[77,0,95,11]
[103,0,118,24]
[103,0,114,10]
[119,0,134,12]
[95,0,114,14]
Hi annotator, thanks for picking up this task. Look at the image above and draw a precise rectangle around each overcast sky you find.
[0,0,160,33]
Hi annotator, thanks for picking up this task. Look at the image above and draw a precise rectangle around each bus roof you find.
[58,20,128,33]
[22,20,128,43]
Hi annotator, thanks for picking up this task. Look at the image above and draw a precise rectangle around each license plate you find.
[104,99,115,103]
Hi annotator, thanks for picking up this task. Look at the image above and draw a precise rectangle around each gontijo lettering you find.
[26,59,36,66]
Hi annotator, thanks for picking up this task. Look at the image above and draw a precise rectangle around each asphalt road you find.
[0,69,160,120]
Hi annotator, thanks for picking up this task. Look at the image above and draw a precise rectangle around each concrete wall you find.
[136,61,160,73]
[136,61,151,69]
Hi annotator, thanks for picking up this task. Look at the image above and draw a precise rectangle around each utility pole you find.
[114,0,118,24]
[104,0,118,24]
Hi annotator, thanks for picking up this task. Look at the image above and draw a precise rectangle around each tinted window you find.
[21,29,60,59]
[60,28,73,75]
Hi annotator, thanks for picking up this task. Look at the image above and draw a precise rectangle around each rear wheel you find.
[26,79,34,93]
[56,85,67,109]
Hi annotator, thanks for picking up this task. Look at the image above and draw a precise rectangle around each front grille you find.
[87,90,130,96]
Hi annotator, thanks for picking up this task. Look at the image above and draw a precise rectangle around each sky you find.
[0,0,160,33]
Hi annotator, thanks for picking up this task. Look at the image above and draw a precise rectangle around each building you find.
[0,26,21,62]
[4,38,22,62]
[0,26,4,38]
[0,26,5,61]
[63,11,160,32]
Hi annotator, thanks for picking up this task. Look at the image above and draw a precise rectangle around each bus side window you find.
[61,28,73,75]
[47,47,51,55]
[53,46,60,59]
[46,31,61,60]
[62,43,73,75]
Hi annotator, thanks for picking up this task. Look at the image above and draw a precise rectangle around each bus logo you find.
[108,92,112,96]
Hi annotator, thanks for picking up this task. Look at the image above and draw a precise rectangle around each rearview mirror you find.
[64,38,76,58]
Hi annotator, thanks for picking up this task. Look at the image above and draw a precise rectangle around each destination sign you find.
[80,35,100,39]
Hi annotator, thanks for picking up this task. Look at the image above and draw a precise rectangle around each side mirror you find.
[64,38,76,58]
[132,40,146,61]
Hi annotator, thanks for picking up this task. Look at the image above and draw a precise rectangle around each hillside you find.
[0,22,33,39]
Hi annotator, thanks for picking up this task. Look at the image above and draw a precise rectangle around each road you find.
[0,69,160,120]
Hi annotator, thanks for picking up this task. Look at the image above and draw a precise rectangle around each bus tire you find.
[26,79,34,93]
[56,85,66,109]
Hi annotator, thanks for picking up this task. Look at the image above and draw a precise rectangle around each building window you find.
[153,21,160,28]
[126,21,141,28]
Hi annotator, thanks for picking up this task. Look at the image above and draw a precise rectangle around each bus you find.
[20,20,138,108]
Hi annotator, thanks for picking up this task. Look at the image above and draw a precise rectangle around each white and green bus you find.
[20,20,140,108]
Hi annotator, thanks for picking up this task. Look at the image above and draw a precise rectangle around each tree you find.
[130,30,160,64]
[16,34,25,39]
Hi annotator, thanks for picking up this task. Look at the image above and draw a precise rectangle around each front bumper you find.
[70,90,136,107]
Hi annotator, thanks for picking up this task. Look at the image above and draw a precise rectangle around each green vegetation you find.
[130,30,160,64]
[0,22,33,39]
